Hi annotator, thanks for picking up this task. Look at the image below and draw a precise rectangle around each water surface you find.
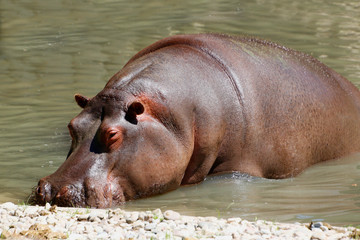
[1,0,360,225]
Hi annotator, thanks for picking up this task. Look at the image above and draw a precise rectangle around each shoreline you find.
[0,202,358,239]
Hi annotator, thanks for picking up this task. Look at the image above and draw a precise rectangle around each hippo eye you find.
[125,102,144,125]
[108,131,117,139]
[104,128,123,151]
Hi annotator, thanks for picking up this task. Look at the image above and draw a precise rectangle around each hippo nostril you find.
[56,186,69,198]
[37,186,41,195]
[36,179,53,204]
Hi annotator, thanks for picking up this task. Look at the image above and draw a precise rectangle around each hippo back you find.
[124,34,360,178]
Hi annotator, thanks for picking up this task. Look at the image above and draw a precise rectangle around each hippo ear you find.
[75,94,90,108]
[125,102,145,124]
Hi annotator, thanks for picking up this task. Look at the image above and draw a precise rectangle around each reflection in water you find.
[1,0,360,225]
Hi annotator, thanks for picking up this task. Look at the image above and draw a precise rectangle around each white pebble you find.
[2,202,17,211]
[125,211,139,223]
[94,225,104,233]
[77,214,89,221]
[45,202,51,210]
[97,232,109,239]
[145,222,157,231]
[152,208,163,218]
[311,228,327,240]
[215,236,233,240]
[293,228,312,238]
[164,210,181,221]
[68,233,86,240]
[173,228,192,238]
[125,231,137,239]
[110,230,124,240]
[133,220,145,229]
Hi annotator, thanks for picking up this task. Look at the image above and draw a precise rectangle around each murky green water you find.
[1,0,360,225]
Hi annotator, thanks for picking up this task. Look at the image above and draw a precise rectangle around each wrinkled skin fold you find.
[31,34,360,208]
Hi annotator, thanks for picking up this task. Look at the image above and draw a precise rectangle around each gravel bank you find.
[0,202,358,239]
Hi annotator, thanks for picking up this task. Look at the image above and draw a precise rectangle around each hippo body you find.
[35,34,360,208]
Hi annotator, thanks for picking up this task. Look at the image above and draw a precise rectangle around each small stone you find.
[125,211,139,223]
[88,210,105,222]
[311,229,326,240]
[198,221,218,235]
[215,236,233,240]
[94,226,104,233]
[125,231,137,239]
[84,224,94,233]
[55,219,67,230]
[48,231,68,239]
[14,209,24,217]
[120,222,131,229]
[312,222,323,228]
[322,222,332,230]
[68,233,85,240]
[49,205,57,213]
[45,202,51,210]
[77,214,90,221]
[2,202,17,211]
[293,228,312,238]
[75,224,85,234]
[204,216,218,222]
[138,212,150,221]
[145,222,157,231]
[232,232,241,239]
[97,232,109,239]
[244,224,257,235]
[133,220,145,229]
[260,227,271,235]
[29,223,51,231]
[156,221,171,231]
[46,215,57,225]
[328,233,347,240]
[164,210,181,221]
[88,214,98,222]
[1,230,11,239]
[152,208,163,218]
[320,226,328,231]
[174,229,192,238]
[102,224,114,234]
[227,217,241,223]
[39,210,49,216]
[111,230,124,240]
[223,224,243,235]
[88,209,106,220]
[12,222,28,233]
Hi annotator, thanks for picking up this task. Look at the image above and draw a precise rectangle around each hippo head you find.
[35,89,193,207]
[34,59,198,208]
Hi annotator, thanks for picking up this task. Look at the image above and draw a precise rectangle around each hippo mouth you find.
[30,177,126,208]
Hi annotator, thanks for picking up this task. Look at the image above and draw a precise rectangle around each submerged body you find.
[35,34,360,208]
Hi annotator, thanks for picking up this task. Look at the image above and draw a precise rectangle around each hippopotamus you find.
[34,34,360,208]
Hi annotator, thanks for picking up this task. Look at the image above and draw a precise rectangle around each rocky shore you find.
[0,202,358,239]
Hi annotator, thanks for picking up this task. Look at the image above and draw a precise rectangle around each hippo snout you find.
[34,176,125,208]
[35,179,84,207]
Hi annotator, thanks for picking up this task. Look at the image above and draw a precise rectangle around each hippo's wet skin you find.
[34,34,360,208]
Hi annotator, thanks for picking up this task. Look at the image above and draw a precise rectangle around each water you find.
[1,0,360,225]
[122,155,360,225]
